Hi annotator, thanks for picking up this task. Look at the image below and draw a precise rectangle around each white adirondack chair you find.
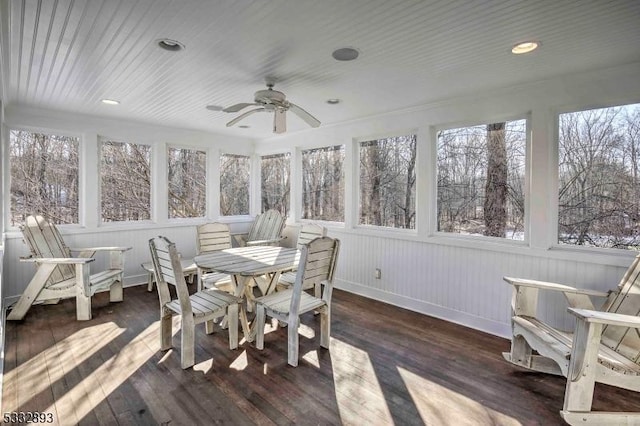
[503,255,640,425]
[234,209,286,247]
[254,236,340,366]
[7,215,130,321]
[196,222,233,293]
[148,236,241,369]
[277,223,326,296]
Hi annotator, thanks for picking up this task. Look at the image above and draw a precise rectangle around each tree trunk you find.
[484,123,507,237]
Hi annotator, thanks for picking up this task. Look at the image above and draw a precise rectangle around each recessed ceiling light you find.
[332,47,360,61]
[511,41,539,54]
[206,105,224,111]
[327,99,341,105]
[238,125,250,129]
[101,99,120,105]
[157,38,185,52]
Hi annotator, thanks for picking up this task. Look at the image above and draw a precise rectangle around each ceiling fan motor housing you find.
[254,88,286,105]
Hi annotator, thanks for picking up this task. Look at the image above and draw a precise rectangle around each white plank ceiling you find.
[1,0,639,137]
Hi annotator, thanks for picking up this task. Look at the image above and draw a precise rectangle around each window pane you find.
[437,120,526,239]
[302,145,345,222]
[220,153,250,215]
[558,103,640,250]
[168,147,206,218]
[9,130,79,226]
[101,140,151,222]
[261,153,290,215]
[359,134,416,229]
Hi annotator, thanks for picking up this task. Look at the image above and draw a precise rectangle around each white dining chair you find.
[254,236,340,366]
[149,236,241,369]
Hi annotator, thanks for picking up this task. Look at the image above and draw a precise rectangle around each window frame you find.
[431,114,531,246]
[6,125,84,230]
[260,151,291,216]
[552,101,640,255]
[354,130,418,234]
[219,151,252,218]
[99,136,154,225]
[299,143,347,225]
[166,144,208,221]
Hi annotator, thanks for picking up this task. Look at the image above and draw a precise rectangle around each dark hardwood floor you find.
[3,285,639,425]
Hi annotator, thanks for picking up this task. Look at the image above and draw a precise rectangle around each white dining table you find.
[194,246,300,341]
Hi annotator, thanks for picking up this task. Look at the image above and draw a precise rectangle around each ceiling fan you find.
[223,83,321,133]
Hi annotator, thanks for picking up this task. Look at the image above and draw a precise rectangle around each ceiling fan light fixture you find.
[511,41,539,54]
[157,38,185,52]
[101,99,120,105]
[327,98,341,105]
[332,47,360,61]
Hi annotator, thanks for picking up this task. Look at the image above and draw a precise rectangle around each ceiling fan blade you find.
[223,103,258,113]
[226,108,266,127]
[274,109,286,134]
[288,103,321,128]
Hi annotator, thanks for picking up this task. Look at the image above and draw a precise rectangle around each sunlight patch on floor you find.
[229,350,248,370]
[330,339,393,425]
[302,349,320,368]
[397,367,522,426]
[4,322,123,410]
[43,322,159,423]
[194,359,214,373]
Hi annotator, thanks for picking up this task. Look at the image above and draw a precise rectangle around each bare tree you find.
[484,123,507,237]
[9,130,79,225]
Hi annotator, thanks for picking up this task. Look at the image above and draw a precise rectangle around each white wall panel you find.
[327,229,627,338]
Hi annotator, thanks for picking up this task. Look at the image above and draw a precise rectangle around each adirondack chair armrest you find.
[233,233,249,247]
[245,236,286,247]
[503,276,609,297]
[20,257,95,264]
[69,246,132,253]
[568,308,640,328]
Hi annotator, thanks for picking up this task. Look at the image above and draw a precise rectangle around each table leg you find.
[233,274,254,342]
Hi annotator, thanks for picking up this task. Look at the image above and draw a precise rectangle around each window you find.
[302,145,345,222]
[101,139,151,222]
[558,103,640,250]
[168,147,206,218]
[220,153,250,215]
[359,134,416,229]
[437,120,526,239]
[9,130,79,226]
[261,153,290,216]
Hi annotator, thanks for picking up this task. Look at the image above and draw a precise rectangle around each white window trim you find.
[431,114,531,245]
[354,129,419,232]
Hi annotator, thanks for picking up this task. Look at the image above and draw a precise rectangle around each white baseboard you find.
[334,278,511,339]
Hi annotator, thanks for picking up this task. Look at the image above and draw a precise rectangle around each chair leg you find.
[205,320,215,334]
[181,317,196,369]
[76,294,92,321]
[227,304,239,350]
[160,312,173,351]
[255,305,266,350]
[147,272,155,292]
[561,321,602,420]
[288,318,300,367]
[319,305,330,349]
[110,280,124,302]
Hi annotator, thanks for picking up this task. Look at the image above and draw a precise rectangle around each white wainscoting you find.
[325,229,627,339]
[2,222,629,340]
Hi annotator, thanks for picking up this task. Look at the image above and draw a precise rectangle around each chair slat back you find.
[296,224,326,250]
[247,209,285,243]
[21,215,75,285]
[290,237,340,314]
[149,236,192,315]
[197,223,232,254]
[601,254,640,365]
